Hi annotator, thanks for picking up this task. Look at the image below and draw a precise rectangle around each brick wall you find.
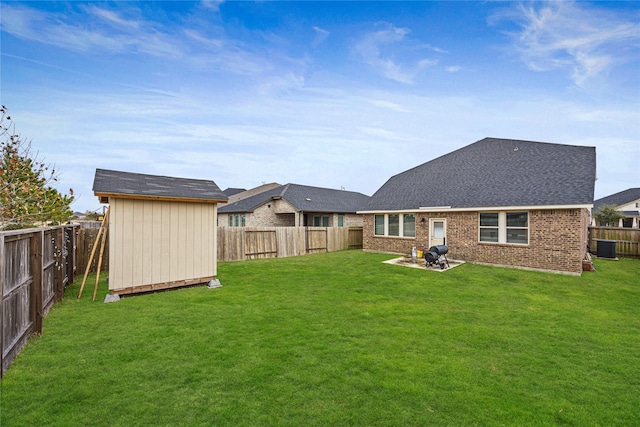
[363,208,590,275]
[218,200,296,228]
[319,213,362,227]
[221,205,363,228]
[252,200,296,226]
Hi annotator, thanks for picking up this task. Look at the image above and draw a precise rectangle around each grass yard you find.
[1,251,639,426]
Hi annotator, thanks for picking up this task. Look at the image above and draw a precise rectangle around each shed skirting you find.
[110,276,215,296]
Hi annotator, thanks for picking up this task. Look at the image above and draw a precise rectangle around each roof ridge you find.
[95,168,212,183]
[279,183,291,197]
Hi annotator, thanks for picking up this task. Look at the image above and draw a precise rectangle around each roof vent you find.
[305,198,311,201]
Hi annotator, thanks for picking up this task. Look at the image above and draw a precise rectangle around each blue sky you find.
[1,1,639,213]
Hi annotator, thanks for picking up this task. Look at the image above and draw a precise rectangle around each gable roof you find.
[223,188,246,197]
[226,182,282,205]
[594,188,640,209]
[219,183,370,214]
[362,137,596,211]
[93,169,227,203]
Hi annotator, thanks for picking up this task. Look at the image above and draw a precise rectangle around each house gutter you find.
[357,204,594,215]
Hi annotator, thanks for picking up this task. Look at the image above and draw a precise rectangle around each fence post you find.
[54,227,64,302]
[305,227,309,254]
[30,231,44,335]
[65,225,77,285]
[0,233,4,377]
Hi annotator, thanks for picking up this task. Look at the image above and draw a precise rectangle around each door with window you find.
[429,219,446,247]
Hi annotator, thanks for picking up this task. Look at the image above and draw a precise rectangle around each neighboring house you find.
[223,187,246,198]
[592,188,640,228]
[222,182,281,206]
[93,169,228,295]
[218,183,370,228]
[358,137,596,275]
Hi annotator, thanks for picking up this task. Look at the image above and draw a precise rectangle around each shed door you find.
[429,219,446,247]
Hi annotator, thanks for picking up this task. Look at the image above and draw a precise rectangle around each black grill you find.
[424,245,450,269]
[429,245,448,256]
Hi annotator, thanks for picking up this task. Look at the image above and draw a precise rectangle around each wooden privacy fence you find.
[76,227,109,274]
[588,226,640,258]
[1,224,78,377]
[217,226,364,262]
[73,225,363,274]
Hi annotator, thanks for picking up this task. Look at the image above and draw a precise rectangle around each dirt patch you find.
[383,256,465,272]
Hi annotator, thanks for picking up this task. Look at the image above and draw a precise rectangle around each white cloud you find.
[312,26,330,47]
[201,0,224,13]
[184,29,224,48]
[370,99,412,113]
[85,5,140,30]
[352,22,438,84]
[258,73,306,95]
[493,1,640,87]
[0,3,182,58]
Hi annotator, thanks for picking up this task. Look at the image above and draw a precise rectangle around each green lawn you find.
[1,251,639,426]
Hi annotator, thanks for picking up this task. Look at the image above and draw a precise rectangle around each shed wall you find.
[109,198,217,291]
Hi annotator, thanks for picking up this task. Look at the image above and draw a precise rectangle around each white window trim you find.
[374,213,416,238]
[479,211,529,245]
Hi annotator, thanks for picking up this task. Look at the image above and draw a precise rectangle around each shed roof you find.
[93,169,228,203]
[219,183,370,214]
[363,137,596,211]
[593,188,640,209]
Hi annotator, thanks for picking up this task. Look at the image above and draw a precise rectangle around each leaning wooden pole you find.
[77,211,107,300]
[92,208,110,301]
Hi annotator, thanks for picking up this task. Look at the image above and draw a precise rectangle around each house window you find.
[403,214,416,238]
[506,212,528,244]
[479,213,499,242]
[479,212,528,244]
[374,214,416,238]
[388,214,400,236]
[622,218,633,228]
[312,216,329,227]
[338,215,344,227]
[229,215,245,227]
[374,215,385,236]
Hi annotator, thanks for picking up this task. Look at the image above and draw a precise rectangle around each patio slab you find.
[383,256,465,272]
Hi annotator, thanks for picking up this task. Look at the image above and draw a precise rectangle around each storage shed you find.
[92,169,228,295]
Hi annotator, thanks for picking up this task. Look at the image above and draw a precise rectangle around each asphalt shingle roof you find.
[364,137,596,211]
[218,183,370,214]
[93,169,227,202]
[223,188,246,197]
[593,188,640,209]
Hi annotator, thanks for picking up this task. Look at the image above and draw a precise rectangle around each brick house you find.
[218,183,369,228]
[358,138,596,275]
[592,188,640,228]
